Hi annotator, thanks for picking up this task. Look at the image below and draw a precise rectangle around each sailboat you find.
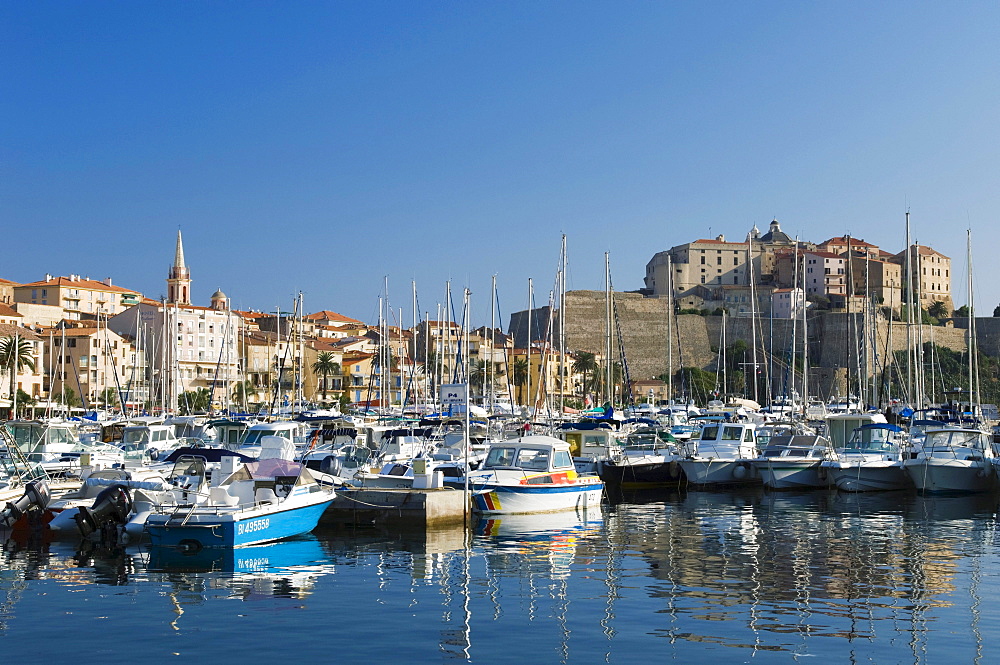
[903,229,998,494]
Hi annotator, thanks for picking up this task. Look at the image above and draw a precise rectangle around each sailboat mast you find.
[604,252,612,406]
[667,253,673,406]
[904,211,914,408]
[526,277,533,417]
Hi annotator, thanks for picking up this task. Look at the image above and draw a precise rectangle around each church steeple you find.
[167,230,191,305]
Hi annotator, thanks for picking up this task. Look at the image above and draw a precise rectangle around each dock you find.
[321,487,471,528]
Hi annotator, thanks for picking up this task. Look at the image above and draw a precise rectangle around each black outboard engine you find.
[0,479,51,528]
[75,484,133,541]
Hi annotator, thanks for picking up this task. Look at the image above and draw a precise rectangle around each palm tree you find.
[311,352,341,402]
[99,386,121,411]
[572,351,598,400]
[179,387,212,414]
[0,335,36,415]
[232,380,259,407]
[511,358,529,406]
[469,359,503,398]
[928,300,949,320]
[60,386,81,409]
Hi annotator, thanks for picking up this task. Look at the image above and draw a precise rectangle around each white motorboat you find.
[821,423,911,492]
[903,428,999,494]
[677,420,761,487]
[465,435,604,515]
[751,433,833,490]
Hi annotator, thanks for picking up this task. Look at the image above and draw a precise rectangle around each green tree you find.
[994,304,1000,318]
[676,367,717,403]
[311,352,341,401]
[178,387,211,414]
[98,387,122,411]
[0,335,36,414]
[928,300,949,320]
[14,389,35,418]
[59,386,81,409]
[511,358,529,406]
[955,305,971,318]
[231,380,259,407]
[469,359,503,398]
[572,351,599,399]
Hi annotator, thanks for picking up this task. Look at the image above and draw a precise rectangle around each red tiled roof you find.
[18,276,140,295]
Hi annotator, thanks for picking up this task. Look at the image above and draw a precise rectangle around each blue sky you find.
[4,2,999,326]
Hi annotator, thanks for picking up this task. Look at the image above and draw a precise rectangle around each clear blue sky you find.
[4,2,999,326]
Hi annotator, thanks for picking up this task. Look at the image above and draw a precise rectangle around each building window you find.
[717,257,722,265]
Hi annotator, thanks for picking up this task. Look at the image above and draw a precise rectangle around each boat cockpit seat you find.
[209,486,239,507]
[254,487,278,505]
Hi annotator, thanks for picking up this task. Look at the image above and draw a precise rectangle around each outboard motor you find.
[320,454,343,478]
[0,479,51,528]
[75,484,133,541]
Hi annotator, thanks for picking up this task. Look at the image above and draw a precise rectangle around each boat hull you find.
[827,461,910,492]
[473,481,604,515]
[146,495,334,549]
[903,459,998,495]
[599,458,684,488]
[752,459,831,490]
[677,459,760,487]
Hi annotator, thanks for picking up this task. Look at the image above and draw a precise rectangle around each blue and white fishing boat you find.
[466,435,604,515]
[145,437,335,550]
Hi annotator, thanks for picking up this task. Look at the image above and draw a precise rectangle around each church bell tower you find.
[167,230,191,305]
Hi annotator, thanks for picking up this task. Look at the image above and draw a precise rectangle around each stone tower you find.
[167,230,191,305]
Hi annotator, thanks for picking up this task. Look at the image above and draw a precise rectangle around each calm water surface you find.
[3,489,1000,664]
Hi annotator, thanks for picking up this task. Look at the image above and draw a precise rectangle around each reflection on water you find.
[2,490,1000,662]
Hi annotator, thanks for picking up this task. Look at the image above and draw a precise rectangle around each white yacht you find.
[903,427,999,494]
[821,423,911,492]
[677,420,760,487]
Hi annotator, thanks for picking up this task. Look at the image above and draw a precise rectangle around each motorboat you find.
[821,423,911,492]
[464,435,604,515]
[555,423,623,475]
[677,420,761,487]
[751,432,833,490]
[598,427,684,488]
[145,437,336,549]
[903,427,999,494]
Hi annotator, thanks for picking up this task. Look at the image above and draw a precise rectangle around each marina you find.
[3,487,1000,663]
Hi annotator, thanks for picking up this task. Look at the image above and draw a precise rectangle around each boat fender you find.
[668,461,680,479]
[147,447,159,460]
[732,462,751,480]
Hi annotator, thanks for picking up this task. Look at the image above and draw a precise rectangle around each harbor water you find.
[3,488,1000,664]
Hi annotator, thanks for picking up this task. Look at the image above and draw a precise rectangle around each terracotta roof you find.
[0,303,22,317]
[805,250,844,259]
[18,276,140,295]
[304,310,363,324]
[0,277,19,286]
[821,236,877,248]
[0,324,41,341]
